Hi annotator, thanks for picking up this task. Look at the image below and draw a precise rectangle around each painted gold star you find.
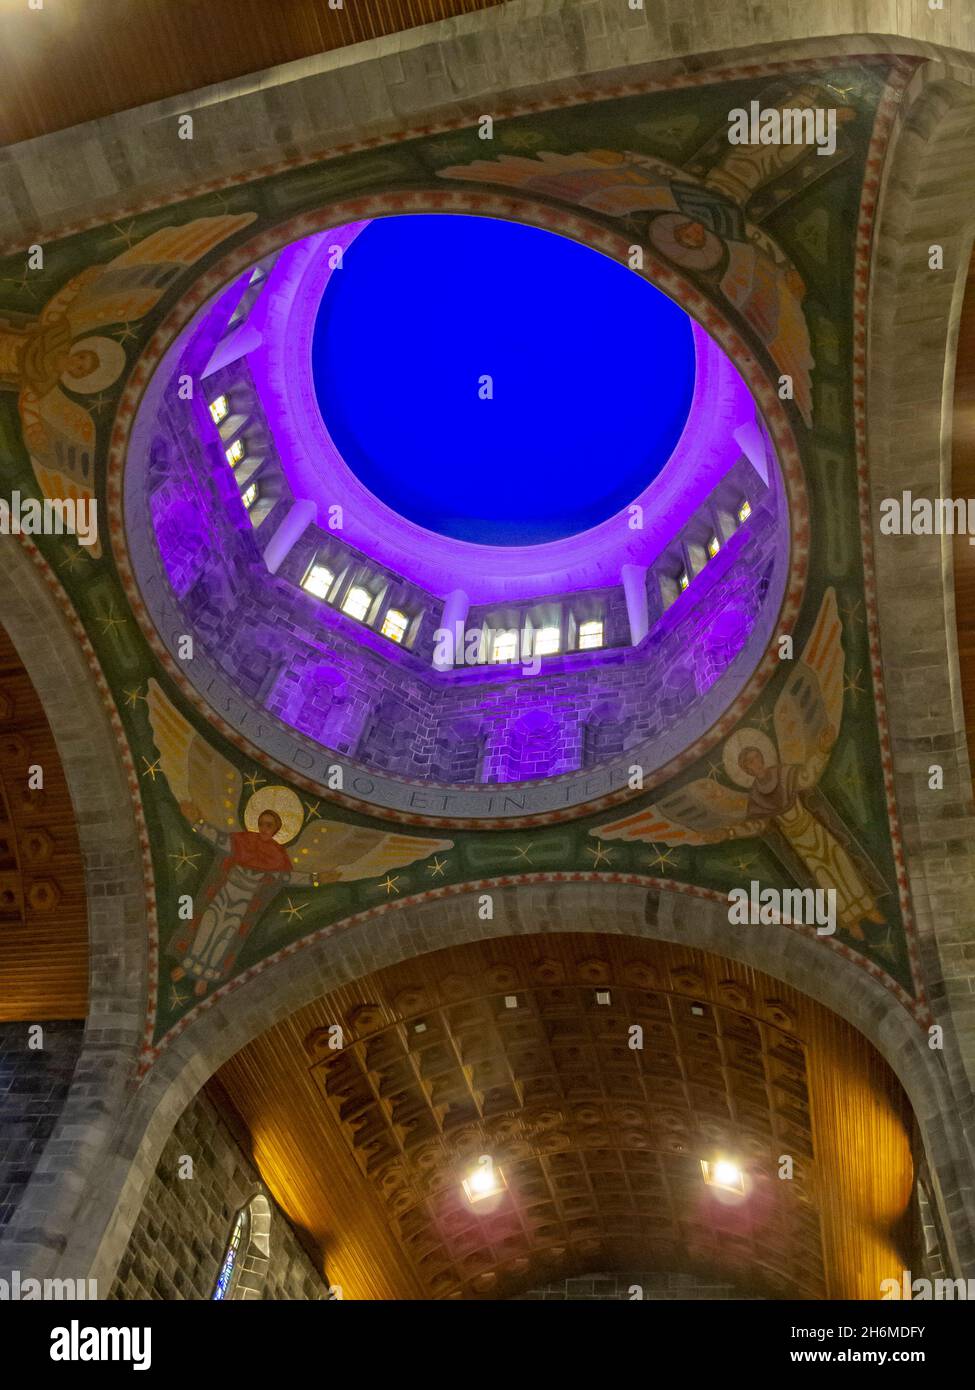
[505,129,545,150]
[123,686,146,708]
[753,708,774,732]
[302,798,321,821]
[98,608,128,634]
[141,757,162,782]
[705,758,723,781]
[242,771,266,794]
[113,323,138,346]
[427,857,447,878]
[512,843,535,864]
[107,220,140,249]
[843,668,865,702]
[841,598,863,627]
[88,392,114,415]
[378,874,400,896]
[281,897,305,922]
[59,545,87,574]
[170,985,187,1009]
[733,855,757,875]
[1,266,42,299]
[169,845,201,871]
[586,843,614,868]
[431,137,474,160]
[647,846,677,873]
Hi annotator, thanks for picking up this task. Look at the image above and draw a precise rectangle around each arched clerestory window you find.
[212,1193,271,1300]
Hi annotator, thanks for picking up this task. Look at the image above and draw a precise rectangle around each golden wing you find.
[773,587,844,767]
[20,386,101,552]
[438,150,678,215]
[146,678,242,829]
[720,242,814,428]
[65,214,257,334]
[289,820,453,882]
[594,777,750,848]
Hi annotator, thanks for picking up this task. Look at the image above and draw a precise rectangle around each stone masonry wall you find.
[151,435,779,785]
[107,1087,328,1301]
[0,1021,84,1234]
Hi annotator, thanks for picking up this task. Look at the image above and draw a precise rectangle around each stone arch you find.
[866,63,975,1128]
[0,539,149,1271]
[41,879,974,1292]
[3,6,975,247]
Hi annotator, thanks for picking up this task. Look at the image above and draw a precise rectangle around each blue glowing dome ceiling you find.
[312,215,696,546]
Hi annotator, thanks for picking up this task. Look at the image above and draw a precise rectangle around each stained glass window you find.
[342,586,371,622]
[241,482,258,510]
[707,534,721,558]
[737,498,752,524]
[381,608,408,643]
[225,438,245,466]
[212,1206,248,1300]
[303,564,335,600]
[490,629,519,663]
[578,620,603,650]
[208,395,229,424]
[534,626,560,656]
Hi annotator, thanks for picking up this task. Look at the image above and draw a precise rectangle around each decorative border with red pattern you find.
[140,867,930,1076]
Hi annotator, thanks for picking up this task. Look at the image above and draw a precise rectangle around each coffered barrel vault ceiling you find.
[213,934,915,1300]
[0,0,507,146]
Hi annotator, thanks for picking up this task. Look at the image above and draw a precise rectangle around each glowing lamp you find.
[462,1160,507,1205]
[701,1158,745,1195]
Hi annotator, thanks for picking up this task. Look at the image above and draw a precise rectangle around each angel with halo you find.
[146,680,452,996]
[0,213,255,554]
[592,590,887,940]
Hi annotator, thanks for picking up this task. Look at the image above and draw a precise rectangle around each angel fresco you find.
[146,680,453,996]
[592,590,887,941]
[0,214,256,554]
[437,84,857,428]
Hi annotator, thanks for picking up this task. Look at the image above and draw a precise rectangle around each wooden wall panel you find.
[0,624,88,1020]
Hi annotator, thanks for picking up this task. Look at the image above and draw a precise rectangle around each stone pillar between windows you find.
[435,588,470,671]
[733,419,770,486]
[621,563,649,646]
[263,499,315,575]
[201,322,263,379]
